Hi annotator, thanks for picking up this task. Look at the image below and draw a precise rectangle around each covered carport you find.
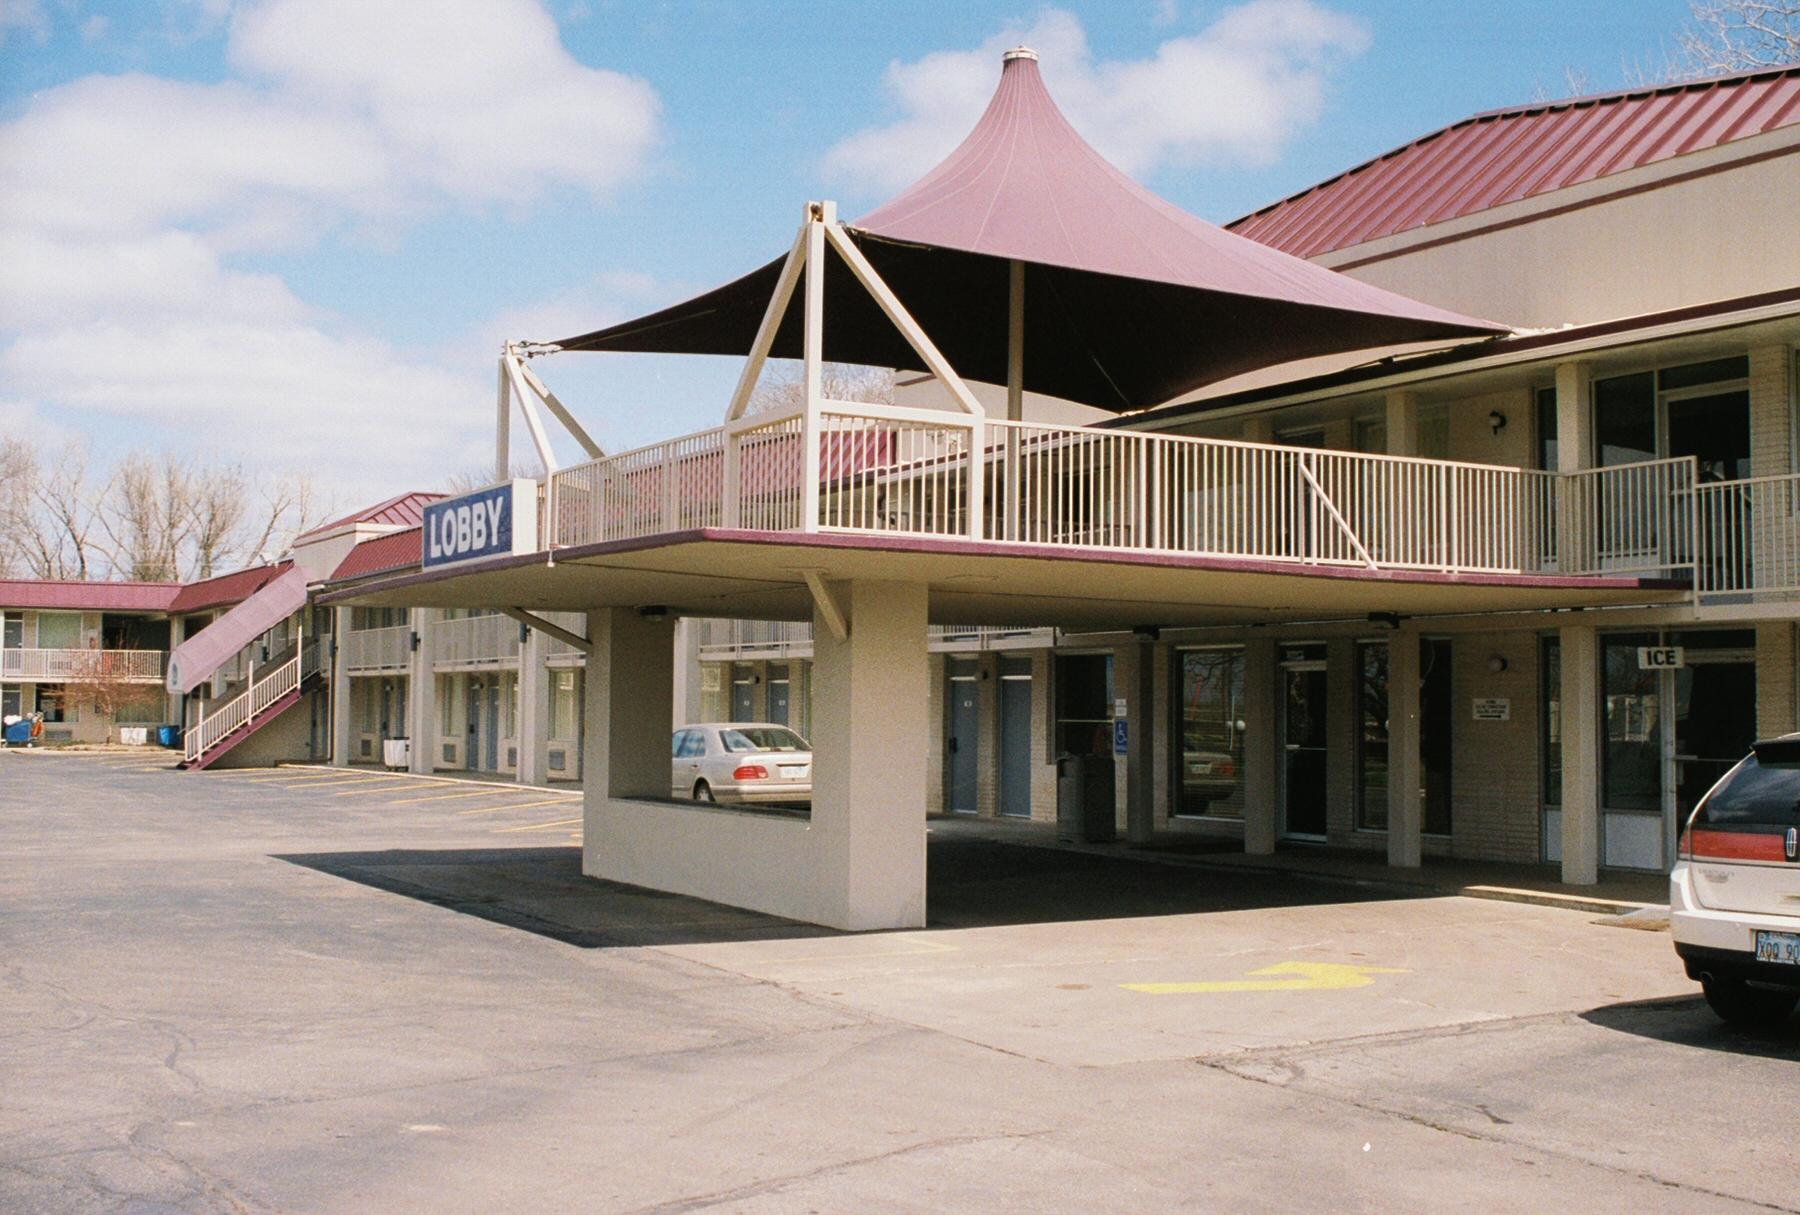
[330,49,1673,930]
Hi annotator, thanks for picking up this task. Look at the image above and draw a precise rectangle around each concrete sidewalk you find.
[928,815,1669,914]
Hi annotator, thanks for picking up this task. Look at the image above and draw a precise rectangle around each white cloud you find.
[0,0,663,506]
[823,1,1369,196]
[0,0,47,47]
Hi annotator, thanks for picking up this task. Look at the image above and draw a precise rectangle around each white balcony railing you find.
[430,613,521,669]
[343,624,412,673]
[1694,473,1800,600]
[0,648,164,682]
[698,619,1054,658]
[542,403,1719,590]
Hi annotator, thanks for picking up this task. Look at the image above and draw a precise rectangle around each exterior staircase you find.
[180,641,322,771]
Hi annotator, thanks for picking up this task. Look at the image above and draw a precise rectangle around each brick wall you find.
[1749,344,1793,478]
[1447,631,1544,863]
[1756,623,1796,739]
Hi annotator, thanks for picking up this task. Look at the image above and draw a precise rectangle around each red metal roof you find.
[0,579,182,612]
[1229,65,1800,260]
[297,491,444,539]
[329,527,422,582]
[168,561,294,615]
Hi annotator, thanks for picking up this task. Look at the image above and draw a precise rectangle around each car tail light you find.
[733,764,769,780]
[1218,760,1236,778]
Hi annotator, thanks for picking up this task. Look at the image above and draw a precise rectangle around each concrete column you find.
[329,606,352,767]
[1553,362,1592,473]
[516,627,549,786]
[976,651,1000,817]
[1387,628,1423,868]
[670,618,704,728]
[1242,637,1278,854]
[1126,637,1157,844]
[407,609,436,776]
[1385,390,1420,457]
[1559,623,1600,885]
[583,608,675,804]
[1241,415,1273,443]
[809,580,929,930]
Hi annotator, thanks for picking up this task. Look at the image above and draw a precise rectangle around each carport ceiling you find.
[322,531,1686,631]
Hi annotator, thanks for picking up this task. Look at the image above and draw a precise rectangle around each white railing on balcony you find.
[184,652,299,764]
[698,619,815,657]
[539,401,1715,588]
[1694,473,1800,600]
[0,648,164,682]
[430,613,521,669]
[344,624,412,673]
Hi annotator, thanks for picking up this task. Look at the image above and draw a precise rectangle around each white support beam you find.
[800,208,827,533]
[500,607,591,655]
[504,352,559,476]
[800,569,849,642]
[822,222,985,419]
[495,356,512,482]
[1006,258,1025,424]
[513,359,604,460]
[725,221,811,424]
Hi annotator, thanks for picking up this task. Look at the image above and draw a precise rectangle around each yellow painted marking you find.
[457,797,577,815]
[1122,961,1409,995]
[332,779,419,796]
[270,773,397,788]
[383,786,514,805]
[493,817,582,834]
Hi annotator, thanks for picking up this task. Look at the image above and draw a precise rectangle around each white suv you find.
[1670,735,1800,1029]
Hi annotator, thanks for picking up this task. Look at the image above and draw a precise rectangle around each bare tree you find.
[1677,1,1800,74]
[0,439,325,582]
[748,362,897,413]
[68,648,162,736]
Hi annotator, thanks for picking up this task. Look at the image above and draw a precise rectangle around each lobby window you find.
[1357,642,1388,831]
[1602,633,1661,811]
[37,684,72,723]
[1535,386,1557,471]
[1172,648,1245,819]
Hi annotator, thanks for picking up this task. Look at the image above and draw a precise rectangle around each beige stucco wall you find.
[1334,150,1800,328]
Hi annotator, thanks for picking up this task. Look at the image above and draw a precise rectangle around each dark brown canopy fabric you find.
[550,51,1507,412]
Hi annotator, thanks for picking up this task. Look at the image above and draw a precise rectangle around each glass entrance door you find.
[1670,631,1757,858]
[1281,646,1328,839]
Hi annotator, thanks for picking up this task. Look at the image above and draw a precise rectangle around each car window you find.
[1696,755,1800,829]
[675,731,705,758]
[720,727,808,753]
[671,730,690,757]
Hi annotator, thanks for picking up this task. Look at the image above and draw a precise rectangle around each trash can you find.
[157,724,182,748]
[1055,752,1118,843]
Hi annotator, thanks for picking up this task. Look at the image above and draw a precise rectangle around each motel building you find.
[315,52,1800,932]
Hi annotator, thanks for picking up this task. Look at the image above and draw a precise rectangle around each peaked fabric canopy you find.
[550,51,1506,412]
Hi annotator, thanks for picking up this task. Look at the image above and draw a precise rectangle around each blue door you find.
[999,656,1032,817]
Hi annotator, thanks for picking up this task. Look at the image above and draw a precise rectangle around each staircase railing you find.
[183,651,301,764]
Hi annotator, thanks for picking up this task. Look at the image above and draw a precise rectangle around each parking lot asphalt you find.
[3,751,1797,1213]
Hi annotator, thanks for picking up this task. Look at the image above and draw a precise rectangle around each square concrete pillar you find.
[583,608,675,804]
[1387,629,1423,869]
[407,609,437,776]
[670,618,704,728]
[1559,623,1600,885]
[1386,390,1420,457]
[329,607,352,767]
[516,628,549,786]
[809,579,928,930]
[1242,638,1277,855]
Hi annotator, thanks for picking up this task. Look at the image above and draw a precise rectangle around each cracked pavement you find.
[2,751,1796,1213]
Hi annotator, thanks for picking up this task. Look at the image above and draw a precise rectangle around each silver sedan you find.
[671,722,812,806]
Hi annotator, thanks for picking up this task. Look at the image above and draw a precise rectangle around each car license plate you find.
[779,765,807,779]
[1754,930,1800,965]
[1188,762,1210,775]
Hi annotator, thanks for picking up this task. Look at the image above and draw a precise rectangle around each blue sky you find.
[0,0,1699,513]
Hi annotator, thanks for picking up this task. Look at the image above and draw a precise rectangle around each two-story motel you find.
[14,53,1796,934]
[308,52,1800,931]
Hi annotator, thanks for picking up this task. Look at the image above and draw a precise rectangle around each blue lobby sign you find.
[423,481,533,569]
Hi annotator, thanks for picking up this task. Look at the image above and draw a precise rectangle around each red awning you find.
[165,566,310,694]
[550,50,1506,412]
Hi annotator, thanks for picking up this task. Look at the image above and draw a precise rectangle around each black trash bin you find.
[1055,752,1117,843]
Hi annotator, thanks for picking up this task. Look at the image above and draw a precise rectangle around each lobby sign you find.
[423,480,538,570]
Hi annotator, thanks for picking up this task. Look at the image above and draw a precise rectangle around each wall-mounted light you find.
[1487,654,1509,674]
[639,605,669,620]
[1367,611,1401,631]
[1131,625,1161,642]
[1488,410,1507,435]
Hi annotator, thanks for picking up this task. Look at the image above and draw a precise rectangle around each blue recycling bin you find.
[157,724,182,748]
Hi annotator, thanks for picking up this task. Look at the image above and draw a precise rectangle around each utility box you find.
[382,738,411,771]
[1055,752,1117,843]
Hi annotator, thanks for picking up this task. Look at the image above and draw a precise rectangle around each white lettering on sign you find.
[1637,646,1685,670]
[422,481,535,569]
[1472,697,1511,722]
[1113,698,1128,718]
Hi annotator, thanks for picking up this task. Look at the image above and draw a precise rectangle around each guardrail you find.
[184,652,299,764]
[537,403,1713,586]
[343,624,412,673]
[0,648,164,681]
[1694,472,1800,599]
[429,613,521,668]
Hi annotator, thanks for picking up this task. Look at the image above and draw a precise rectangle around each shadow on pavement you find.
[1580,996,1800,1057]
[277,836,1420,948]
